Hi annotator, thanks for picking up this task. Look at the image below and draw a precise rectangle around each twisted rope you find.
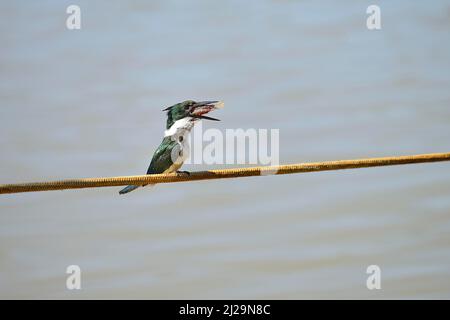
[1,152,449,195]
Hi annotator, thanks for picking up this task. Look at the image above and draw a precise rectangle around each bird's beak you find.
[190,101,224,121]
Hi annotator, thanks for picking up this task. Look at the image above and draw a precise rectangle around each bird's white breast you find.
[164,117,198,168]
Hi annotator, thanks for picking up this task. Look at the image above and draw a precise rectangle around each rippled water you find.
[1,0,450,299]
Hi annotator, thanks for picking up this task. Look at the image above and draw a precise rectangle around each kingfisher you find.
[119,100,224,194]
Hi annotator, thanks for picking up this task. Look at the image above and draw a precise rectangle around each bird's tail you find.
[119,185,140,195]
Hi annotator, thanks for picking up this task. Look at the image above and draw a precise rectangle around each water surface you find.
[1,0,450,299]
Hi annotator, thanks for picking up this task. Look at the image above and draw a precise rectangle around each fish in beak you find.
[190,101,224,121]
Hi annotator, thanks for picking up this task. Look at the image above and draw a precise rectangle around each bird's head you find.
[163,100,224,129]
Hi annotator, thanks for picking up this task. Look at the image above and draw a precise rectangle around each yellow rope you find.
[1,152,449,195]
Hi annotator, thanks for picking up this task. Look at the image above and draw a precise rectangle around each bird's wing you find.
[146,137,179,174]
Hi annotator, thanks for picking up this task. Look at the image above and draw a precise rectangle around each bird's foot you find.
[177,170,191,176]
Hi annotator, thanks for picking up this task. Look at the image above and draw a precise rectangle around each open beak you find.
[190,101,224,121]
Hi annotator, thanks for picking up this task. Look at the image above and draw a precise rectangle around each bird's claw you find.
[177,170,191,176]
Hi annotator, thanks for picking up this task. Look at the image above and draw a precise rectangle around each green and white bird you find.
[119,100,224,194]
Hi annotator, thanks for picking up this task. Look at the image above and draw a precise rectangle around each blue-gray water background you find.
[1,0,450,299]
